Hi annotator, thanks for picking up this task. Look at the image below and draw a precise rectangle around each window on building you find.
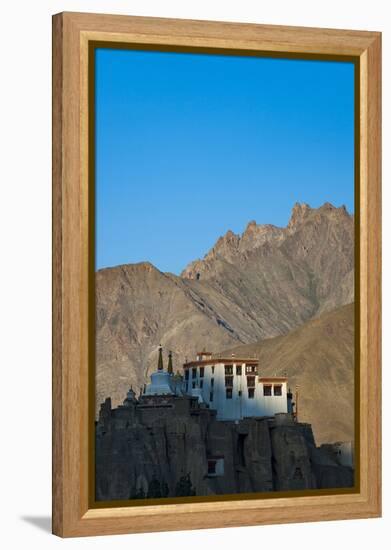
[209,392,214,402]
[224,364,233,375]
[225,376,233,387]
[238,390,242,397]
[237,434,246,466]
[246,364,257,374]
[207,457,224,477]
[211,366,215,374]
[247,376,255,388]
[207,460,216,475]
[192,367,197,378]
[263,385,272,396]
[185,370,189,380]
[274,384,282,396]
[211,378,214,387]
[200,380,204,389]
[248,388,255,399]
[200,367,205,378]
[192,381,196,389]
[236,365,242,375]
[185,382,188,392]
[226,388,233,399]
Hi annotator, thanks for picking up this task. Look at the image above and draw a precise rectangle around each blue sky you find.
[95,48,354,274]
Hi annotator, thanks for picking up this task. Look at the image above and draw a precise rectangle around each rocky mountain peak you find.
[241,221,284,248]
[287,202,312,231]
[221,229,240,244]
[205,229,240,261]
[287,202,351,233]
[244,220,257,232]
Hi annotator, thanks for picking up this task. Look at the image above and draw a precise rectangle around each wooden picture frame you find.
[52,12,381,537]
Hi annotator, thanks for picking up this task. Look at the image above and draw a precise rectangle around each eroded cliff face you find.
[95,396,353,501]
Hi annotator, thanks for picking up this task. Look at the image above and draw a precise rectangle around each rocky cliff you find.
[95,394,354,501]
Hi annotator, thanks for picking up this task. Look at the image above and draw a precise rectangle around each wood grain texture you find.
[52,12,63,537]
[52,12,382,537]
[361,34,382,515]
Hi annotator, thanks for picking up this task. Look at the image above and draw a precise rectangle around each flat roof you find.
[183,358,259,367]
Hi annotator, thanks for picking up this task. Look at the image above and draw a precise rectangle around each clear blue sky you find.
[95,48,354,274]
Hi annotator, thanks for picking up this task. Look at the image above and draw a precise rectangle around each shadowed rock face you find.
[95,202,354,444]
[95,397,354,501]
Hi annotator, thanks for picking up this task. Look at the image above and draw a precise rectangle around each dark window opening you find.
[263,385,272,396]
[246,365,257,374]
[211,366,215,374]
[200,380,204,389]
[200,367,205,378]
[209,392,214,402]
[192,382,196,389]
[237,434,247,466]
[248,388,255,399]
[247,376,255,388]
[226,388,233,399]
[192,367,197,378]
[224,365,233,375]
[274,384,282,396]
[208,460,216,475]
[211,378,214,387]
[185,370,189,380]
[225,376,233,387]
[236,365,242,375]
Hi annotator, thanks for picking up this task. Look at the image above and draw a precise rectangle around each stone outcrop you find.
[95,394,354,501]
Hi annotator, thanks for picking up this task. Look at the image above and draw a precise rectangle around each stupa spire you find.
[157,345,164,371]
[167,351,173,374]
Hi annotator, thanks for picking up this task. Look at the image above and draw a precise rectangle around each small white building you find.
[183,351,290,421]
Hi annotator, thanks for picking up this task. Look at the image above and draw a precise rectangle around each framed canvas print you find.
[52,12,381,537]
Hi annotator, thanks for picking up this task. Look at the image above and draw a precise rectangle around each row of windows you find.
[185,364,257,379]
[220,385,282,398]
[224,375,256,387]
[225,387,282,399]
[225,386,281,398]
[185,378,215,392]
[224,365,257,375]
[225,388,255,399]
[186,384,282,401]
[264,384,282,396]
[185,379,282,396]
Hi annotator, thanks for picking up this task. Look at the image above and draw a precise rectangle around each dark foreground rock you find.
[96,394,353,501]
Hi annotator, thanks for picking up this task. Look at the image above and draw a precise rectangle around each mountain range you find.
[95,202,354,444]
